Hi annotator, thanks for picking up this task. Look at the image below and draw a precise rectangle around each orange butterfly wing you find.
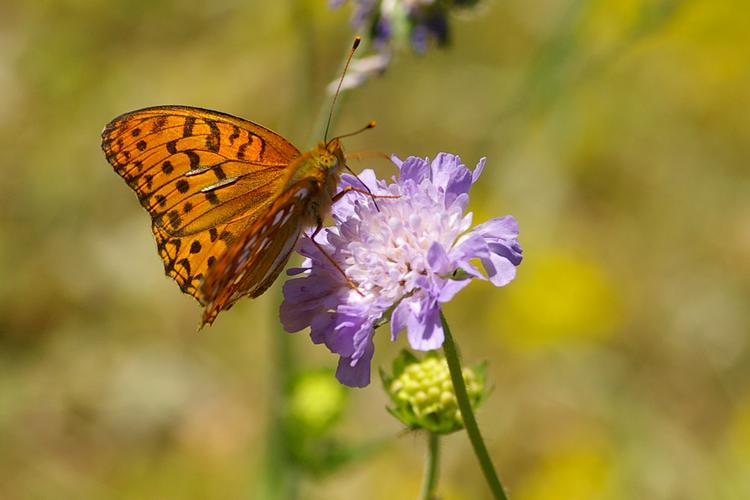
[101,106,301,302]
[200,178,322,327]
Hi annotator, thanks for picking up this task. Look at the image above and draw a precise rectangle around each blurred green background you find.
[1,0,749,498]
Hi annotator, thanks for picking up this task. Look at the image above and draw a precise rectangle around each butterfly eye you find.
[319,153,337,169]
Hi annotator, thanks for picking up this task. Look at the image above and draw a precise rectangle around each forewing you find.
[101,106,301,302]
[200,179,320,326]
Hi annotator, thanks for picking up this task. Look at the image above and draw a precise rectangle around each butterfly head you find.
[319,120,376,174]
[314,138,346,173]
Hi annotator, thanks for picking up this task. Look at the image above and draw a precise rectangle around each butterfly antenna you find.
[329,120,376,145]
[324,36,361,143]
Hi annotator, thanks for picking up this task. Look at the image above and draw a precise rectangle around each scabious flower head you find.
[382,350,485,434]
[281,153,521,387]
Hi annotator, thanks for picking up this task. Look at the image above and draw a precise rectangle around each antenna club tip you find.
[353,36,361,49]
[368,120,376,129]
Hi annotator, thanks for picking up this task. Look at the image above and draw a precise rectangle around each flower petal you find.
[336,337,375,387]
[286,266,309,276]
[472,157,486,183]
[437,277,472,302]
[452,232,490,260]
[280,277,332,332]
[427,241,452,275]
[472,215,520,241]
[309,312,335,345]
[391,299,410,341]
[431,153,473,207]
[482,252,518,287]
[340,168,379,192]
[279,302,314,333]
[332,171,378,220]
[399,156,431,184]
[405,296,445,351]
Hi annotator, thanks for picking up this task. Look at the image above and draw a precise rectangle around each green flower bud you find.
[381,350,486,434]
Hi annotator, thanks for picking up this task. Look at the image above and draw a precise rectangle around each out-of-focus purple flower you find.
[330,0,480,58]
[327,1,481,91]
[281,153,522,388]
[330,0,378,30]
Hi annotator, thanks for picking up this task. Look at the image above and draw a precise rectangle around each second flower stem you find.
[440,309,508,500]
[419,432,440,500]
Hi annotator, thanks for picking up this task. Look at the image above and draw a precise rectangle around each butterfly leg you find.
[332,186,400,203]
[308,219,364,297]
[338,166,401,212]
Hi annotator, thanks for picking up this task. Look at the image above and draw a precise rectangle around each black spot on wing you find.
[236,136,253,160]
[205,119,221,152]
[152,115,168,132]
[163,238,182,272]
[185,150,200,170]
[183,116,196,137]
[178,258,192,275]
[212,166,226,180]
[205,191,220,205]
[229,125,240,145]
[168,210,182,230]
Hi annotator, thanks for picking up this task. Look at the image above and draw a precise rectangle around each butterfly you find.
[102,37,378,327]
[101,40,375,327]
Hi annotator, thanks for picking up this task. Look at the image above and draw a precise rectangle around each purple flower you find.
[330,0,380,41]
[331,0,477,55]
[281,154,522,387]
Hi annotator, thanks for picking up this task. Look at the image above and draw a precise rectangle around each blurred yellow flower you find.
[515,435,615,500]
[492,250,621,352]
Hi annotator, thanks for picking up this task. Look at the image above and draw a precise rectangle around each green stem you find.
[440,309,508,500]
[259,294,299,500]
[419,432,440,500]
